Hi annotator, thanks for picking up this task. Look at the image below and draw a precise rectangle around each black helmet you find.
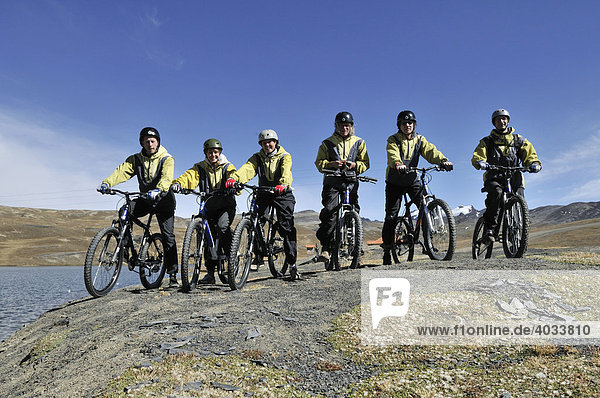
[397,110,417,127]
[139,127,160,146]
[335,111,354,125]
[203,138,223,153]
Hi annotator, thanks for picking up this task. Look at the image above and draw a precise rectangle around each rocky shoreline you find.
[1,250,599,397]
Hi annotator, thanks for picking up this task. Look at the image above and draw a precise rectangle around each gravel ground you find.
[0,248,597,397]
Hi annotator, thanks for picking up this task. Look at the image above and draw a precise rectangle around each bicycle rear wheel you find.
[423,199,456,261]
[267,220,286,278]
[139,233,166,289]
[391,217,414,263]
[472,217,493,259]
[228,218,254,290]
[84,226,123,297]
[180,218,204,292]
[502,195,529,258]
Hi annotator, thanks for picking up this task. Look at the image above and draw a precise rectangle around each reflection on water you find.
[0,266,141,341]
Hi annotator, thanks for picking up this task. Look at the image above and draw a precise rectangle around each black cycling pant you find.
[381,181,422,247]
[483,179,524,232]
[316,182,359,251]
[256,191,297,265]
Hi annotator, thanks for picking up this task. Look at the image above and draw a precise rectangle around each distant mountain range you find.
[450,201,600,227]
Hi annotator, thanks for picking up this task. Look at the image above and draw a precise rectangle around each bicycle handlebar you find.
[98,188,143,197]
[407,165,452,173]
[234,182,293,195]
[322,169,378,184]
[485,165,529,172]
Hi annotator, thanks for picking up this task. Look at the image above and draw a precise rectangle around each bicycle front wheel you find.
[181,218,204,292]
[267,221,286,278]
[502,195,529,258]
[228,218,254,290]
[423,199,456,261]
[139,233,166,289]
[344,210,363,269]
[472,217,493,259]
[391,217,414,263]
[84,226,123,297]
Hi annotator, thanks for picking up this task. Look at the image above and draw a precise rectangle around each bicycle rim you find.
[84,227,122,297]
[228,219,253,290]
[181,220,204,292]
[424,199,456,261]
[502,196,529,258]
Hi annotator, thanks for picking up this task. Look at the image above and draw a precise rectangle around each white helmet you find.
[258,129,278,143]
[492,109,510,123]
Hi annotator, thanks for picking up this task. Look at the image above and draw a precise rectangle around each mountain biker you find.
[472,108,542,242]
[97,127,179,287]
[381,110,453,265]
[315,111,370,270]
[170,138,237,285]
[224,129,299,281]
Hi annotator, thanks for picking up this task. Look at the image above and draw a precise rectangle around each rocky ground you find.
[1,248,600,397]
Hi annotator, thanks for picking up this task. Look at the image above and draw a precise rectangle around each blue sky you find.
[1,0,600,221]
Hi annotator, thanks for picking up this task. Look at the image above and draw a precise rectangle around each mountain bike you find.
[472,165,530,259]
[227,183,289,290]
[391,166,456,263]
[84,189,166,297]
[178,189,230,292]
[322,169,378,270]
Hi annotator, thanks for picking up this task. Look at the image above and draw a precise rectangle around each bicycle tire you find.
[423,199,456,261]
[502,195,529,258]
[180,218,204,292]
[472,217,493,259]
[139,233,166,289]
[267,220,286,278]
[391,217,414,263]
[228,218,254,290]
[84,226,123,297]
[345,210,363,269]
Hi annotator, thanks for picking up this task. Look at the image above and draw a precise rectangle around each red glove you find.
[225,178,236,189]
[274,185,286,195]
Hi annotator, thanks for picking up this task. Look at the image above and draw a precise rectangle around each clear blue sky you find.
[1,0,599,221]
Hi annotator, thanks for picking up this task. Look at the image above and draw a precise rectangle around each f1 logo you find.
[369,278,410,329]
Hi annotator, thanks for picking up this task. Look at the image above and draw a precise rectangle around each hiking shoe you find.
[382,250,392,265]
[288,265,301,281]
[317,250,330,263]
[198,274,215,285]
[169,274,179,288]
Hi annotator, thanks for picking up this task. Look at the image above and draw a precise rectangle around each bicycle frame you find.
[399,167,437,247]
[240,185,278,261]
[109,190,155,272]
[487,166,528,239]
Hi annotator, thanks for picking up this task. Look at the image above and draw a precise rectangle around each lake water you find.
[0,266,141,341]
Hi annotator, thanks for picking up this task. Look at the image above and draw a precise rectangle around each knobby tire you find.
[181,218,204,292]
[84,226,123,297]
[423,198,456,261]
[139,233,166,289]
[228,218,253,290]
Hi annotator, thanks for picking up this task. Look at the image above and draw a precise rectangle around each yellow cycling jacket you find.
[314,133,370,174]
[385,132,448,182]
[103,145,174,192]
[472,128,541,180]
[234,145,293,187]
[173,154,237,193]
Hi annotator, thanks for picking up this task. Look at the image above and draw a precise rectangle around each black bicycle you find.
[322,169,377,270]
[84,189,166,297]
[391,166,456,263]
[228,183,289,290]
[178,190,230,292]
[472,165,530,259]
